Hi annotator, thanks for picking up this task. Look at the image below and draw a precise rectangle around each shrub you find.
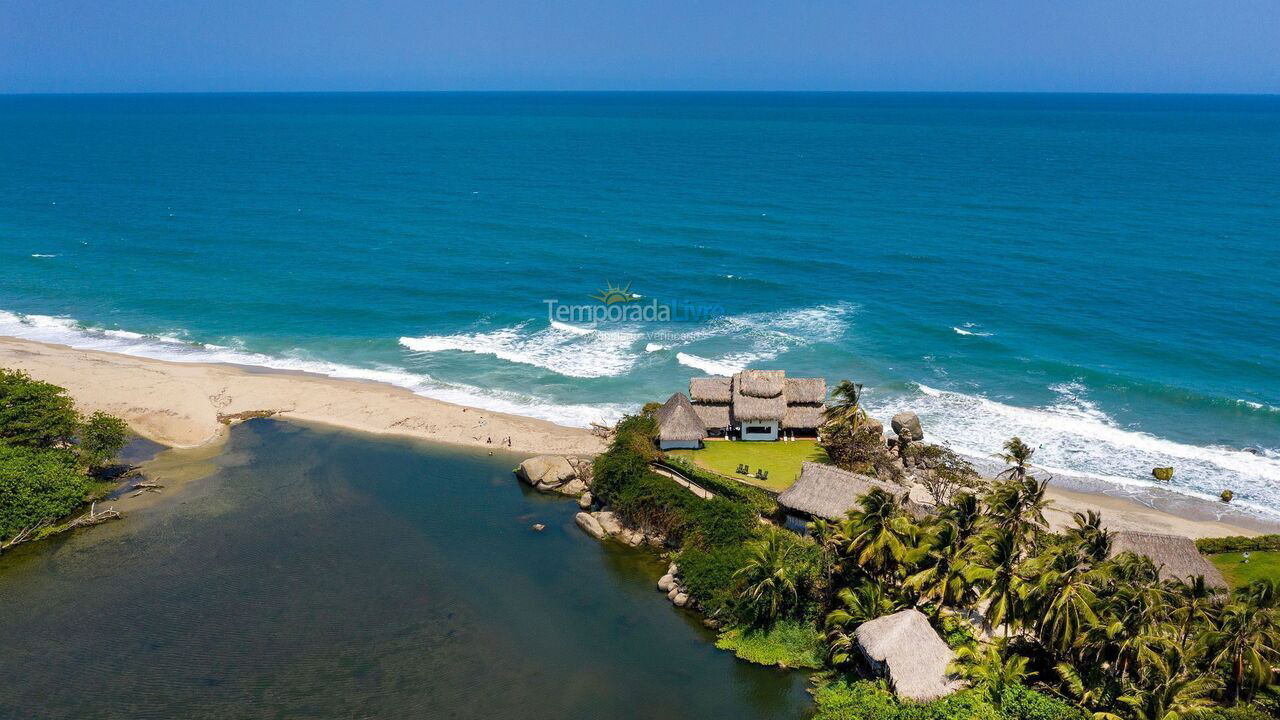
[999,684,1088,720]
[0,444,88,540]
[811,679,901,720]
[715,620,824,669]
[660,455,777,515]
[78,411,130,470]
[678,544,751,618]
[0,369,81,449]
[1197,534,1280,554]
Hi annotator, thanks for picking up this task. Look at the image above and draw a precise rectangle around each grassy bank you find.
[667,439,829,491]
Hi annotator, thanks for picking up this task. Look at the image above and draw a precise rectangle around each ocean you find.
[1,92,1277,517]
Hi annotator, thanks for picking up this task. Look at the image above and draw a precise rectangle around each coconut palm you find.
[1118,642,1219,720]
[839,487,916,582]
[997,436,1036,481]
[949,640,1032,707]
[1204,598,1280,703]
[808,517,844,609]
[734,528,801,625]
[987,473,1051,541]
[905,519,983,614]
[825,582,901,666]
[822,379,867,430]
[974,526,1024,631]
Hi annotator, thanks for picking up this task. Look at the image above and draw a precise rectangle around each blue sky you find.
[2,0,1278,93]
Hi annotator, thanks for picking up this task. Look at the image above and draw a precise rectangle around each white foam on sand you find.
[0,309,625,428]
[863,381,1280,518]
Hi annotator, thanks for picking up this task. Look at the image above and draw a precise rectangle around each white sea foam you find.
[953,323,993,337]
[400,321,642,379]
[645,343,666,352]
[676,352,743,376]
[31,254,58,258]
[864,382,1280,518]
[0,309,624,428]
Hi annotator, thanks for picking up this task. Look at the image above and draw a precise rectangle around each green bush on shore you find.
[0,444,88,540]
[1197,534,1280,554]
[714,620,824,669]
[811,680,1090,720]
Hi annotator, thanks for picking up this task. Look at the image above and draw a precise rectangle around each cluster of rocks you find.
[515,454,663,548]
[657,562,694,609]
[574,509,665,548]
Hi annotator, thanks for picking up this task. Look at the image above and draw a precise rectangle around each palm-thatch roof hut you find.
[777,462,925,530]
[1108,531,1227,590]
[855,609,963,702]
[687,370,825,440]
[655,393,707,450]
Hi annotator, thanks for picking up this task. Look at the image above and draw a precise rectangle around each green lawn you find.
[668,439,829,492]
[1210,550,1280,589]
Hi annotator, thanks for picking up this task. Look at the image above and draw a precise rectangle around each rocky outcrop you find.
[517,455,576,489]
[516,455,594,496]
[575,512,606,539]
[578,492,594,510]
[891,411,924,441]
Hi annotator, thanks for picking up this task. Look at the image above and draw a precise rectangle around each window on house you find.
[746,425,772,434]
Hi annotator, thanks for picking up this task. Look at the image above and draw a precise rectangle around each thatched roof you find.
[783,404,824,430]
[689,377,731,403]
[737,369,785,398]
[691,402,730,429]
[1108,531,1228,589]
[688,370,827,429]
[778,462,919,520]
[785,377,827,404]
[855,609,962,702]
[656,393,707,443]
[733,379,787,421]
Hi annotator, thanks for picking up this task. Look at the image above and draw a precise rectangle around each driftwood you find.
[0,503,122,553]
[590,422,615,439]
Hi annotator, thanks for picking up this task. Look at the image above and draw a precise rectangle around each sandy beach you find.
[3,335,1273,538]
[0,336,605,456]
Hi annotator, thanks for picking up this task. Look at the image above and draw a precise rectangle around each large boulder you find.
[553,478,587,497]
[575,512,606,539]
[891,412,924,441]
[577,492,594,510]
[658,574,675,592]
[593,511,625,536]
[862,416,886,440]
[517,455,576,489]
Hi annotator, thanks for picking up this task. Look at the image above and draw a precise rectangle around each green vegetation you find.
[715,621,824,669]
[1199,534,1280,554]
[1213,551,1280,591]
[667,439,828,491]
[0,369,130,548]
[660,454,776,514]
[611,383,1280,718]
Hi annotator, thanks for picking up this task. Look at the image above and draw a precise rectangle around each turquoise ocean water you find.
[1,92,1277,516]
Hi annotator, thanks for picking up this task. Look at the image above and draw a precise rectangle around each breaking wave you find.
[0,310,624,428]
[400,322,643,379]
[863,381,1280,518]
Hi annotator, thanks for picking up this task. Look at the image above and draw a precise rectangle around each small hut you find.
[654,393,707,450]
[688,377,732,435]
[777,462,924,531]
[1108,531,1228,590]
[855,609,963,702]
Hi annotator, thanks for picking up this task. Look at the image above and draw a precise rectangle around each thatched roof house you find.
[855,609,963,702]
[655,393,707,450]
[688,370,825,441]
[1108,531,1228,590]
[778,462,925,530]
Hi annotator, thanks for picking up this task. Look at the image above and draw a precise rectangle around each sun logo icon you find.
[590,281,639,305]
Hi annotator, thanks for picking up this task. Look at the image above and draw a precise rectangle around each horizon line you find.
[3,89,1280,98]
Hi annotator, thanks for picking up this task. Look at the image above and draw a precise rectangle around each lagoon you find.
[0,420,810,719]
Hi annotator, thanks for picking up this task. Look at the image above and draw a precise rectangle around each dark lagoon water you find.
[0,420,810,719]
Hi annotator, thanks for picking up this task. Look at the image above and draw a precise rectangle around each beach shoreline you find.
[3,334,1275,539]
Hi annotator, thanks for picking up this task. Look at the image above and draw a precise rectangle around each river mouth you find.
[0,419,810,719]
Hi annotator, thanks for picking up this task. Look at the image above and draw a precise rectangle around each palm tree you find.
[839,487,916,582]
[825,582,900,666]
[987,474,1051,541]
[734,528,801,625]
[997,436,1036,481]
[808,517,844,610]
[949,640,1032,707]
[905,519,983,615]
[1034,563,1101,657]
[974,526,1024,631]
[822,379,867,430]
[1204,598,1280,703]
[1118,642,1219,720]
